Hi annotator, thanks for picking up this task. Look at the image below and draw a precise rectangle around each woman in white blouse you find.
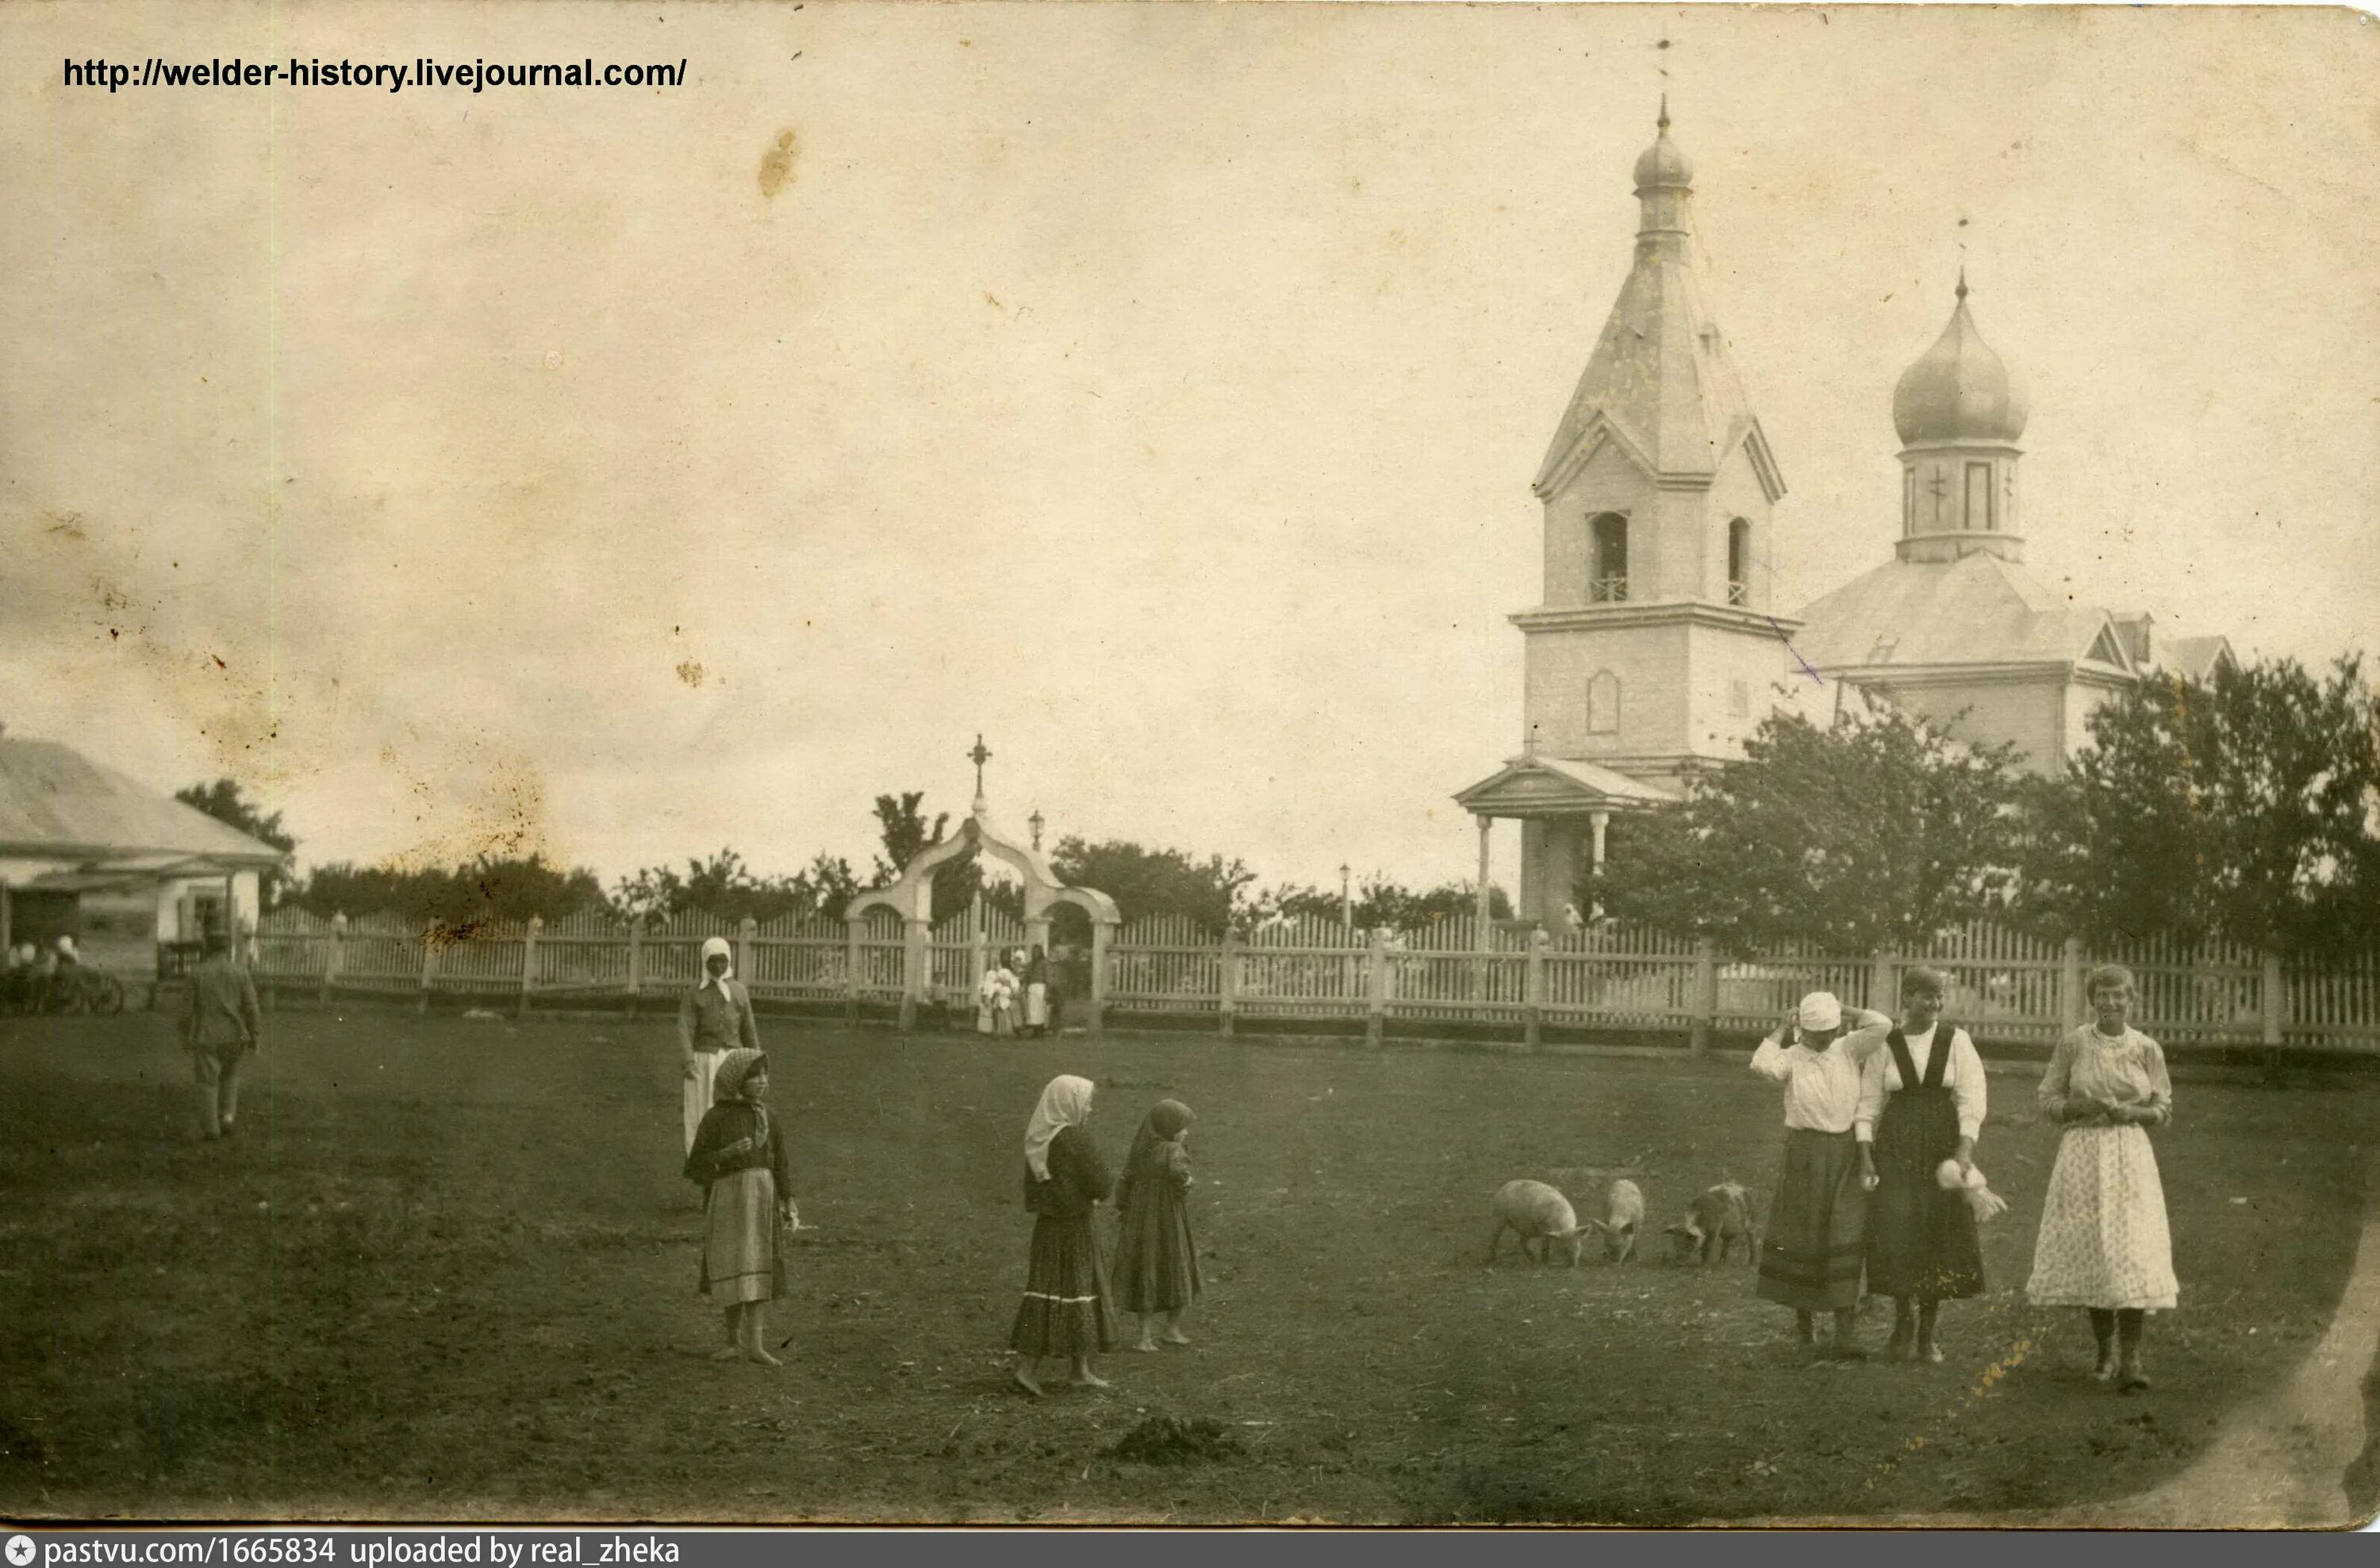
[1854,967,1989,1363]
[2025,964,2177,1392]
[1749,991,1894,1358]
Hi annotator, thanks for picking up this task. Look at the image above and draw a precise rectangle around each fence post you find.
[418,922,436,1013]
[2261,948,2286,1082]
[738,916,758,996]
[1691,937,1717,1059]
[843,916,862,1026]
[1088,920,1111,1037]
[1524,928,1548,1051]
[517,915,541,1018]
[1365,929,1388,1047]
[2059,936,2085,1032]
[626,917,645,1016]
[1219,926,1238,1038]
[322,912,345,1005]
[1869,949,1898,1016]
[900,917,929,1032]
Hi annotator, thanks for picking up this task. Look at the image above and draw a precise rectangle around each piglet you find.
[1664,1181,1756,1266]
[1484,1178,1583,1268]
[1588,1178,1645,1264]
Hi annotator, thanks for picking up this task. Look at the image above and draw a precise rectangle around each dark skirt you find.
[1113,1187,1202,1314]
[1008,1213,1120,1357]
[1756,1128,1868,1311]
[1865,1086,1984,1301]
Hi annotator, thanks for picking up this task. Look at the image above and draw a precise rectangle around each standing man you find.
[678,935,760,1155]
[183,928,262,1141]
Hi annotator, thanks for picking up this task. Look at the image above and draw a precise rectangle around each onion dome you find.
[1892,272,2029,444]
[1632,97,1692,191]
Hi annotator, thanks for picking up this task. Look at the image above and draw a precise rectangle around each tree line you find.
[177,652,2380,956]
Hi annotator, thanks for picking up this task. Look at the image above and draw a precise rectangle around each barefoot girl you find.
[683,1047,794,1366]
[2026,965,2178,1392]
[1854,967,1990,1364]
[1114,1099,1201,1351]
[1751,993,1893,1358]
[1009,1074,1119,1395]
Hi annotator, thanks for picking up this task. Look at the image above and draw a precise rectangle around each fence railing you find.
[244,908,2380,1055]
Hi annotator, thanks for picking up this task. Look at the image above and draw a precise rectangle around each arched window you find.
[1726,518,1752,605]
[1587,671,1622,735]
[1588,513,1629,602]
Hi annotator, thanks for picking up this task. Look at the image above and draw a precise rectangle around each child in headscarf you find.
[677,935,759,1155]
[683,1047,795,1366]
[1008,1074,1119,1396]
[1113,1100,1201,1351]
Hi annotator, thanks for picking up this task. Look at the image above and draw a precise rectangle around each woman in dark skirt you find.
[1751,992,1893,1357]
[1114,1099,1202,1350]
[1856,967,1988,1363]
[1009,1074,1120,1396]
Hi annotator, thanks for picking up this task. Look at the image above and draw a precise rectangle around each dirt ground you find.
[0,1007,2369,1524]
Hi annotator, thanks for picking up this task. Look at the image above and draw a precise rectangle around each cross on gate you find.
[968,734,992,797]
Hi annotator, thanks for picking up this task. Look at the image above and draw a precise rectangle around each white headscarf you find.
[1023,1074,1095,1182]
[700,936,735,1001]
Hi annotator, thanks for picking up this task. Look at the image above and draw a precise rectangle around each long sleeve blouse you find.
[1747,1036,1867,1133]
[1852,1021,1987,1143]
[1023,1124,1114,1218]
[683,1101,793,1193]
[678,978,761,1057]
[2038,1024,2172,1128]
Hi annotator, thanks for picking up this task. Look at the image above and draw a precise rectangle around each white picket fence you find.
[247,906,2380,1054]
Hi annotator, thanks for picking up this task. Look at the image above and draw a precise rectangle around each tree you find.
[1260,877,1512,930]
[609,847,865,925]
[2016,655,2380,955]
[1048,839,1259,928]
[292,853,606,928]
[175,778,297,904]
[1595,703,2029,955]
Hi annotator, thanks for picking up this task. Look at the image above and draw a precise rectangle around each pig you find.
[1586,1178,1645,1264]
[1664,1181,1756,1266]
[1484,1179,1583,1267]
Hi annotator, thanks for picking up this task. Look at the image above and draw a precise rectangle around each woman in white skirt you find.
[2025,963,2178,1392]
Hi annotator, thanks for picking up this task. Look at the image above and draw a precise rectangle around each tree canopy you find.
[175,778,297,902]
[1594,701,2028,956]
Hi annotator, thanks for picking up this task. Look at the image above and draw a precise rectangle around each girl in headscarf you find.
[682,1047,795,1366]
[677,935,760,1155]
[1008,1074,1119,1396]
[2026,964,2178,1392]
[978,957,1018,1037]
[1113,1099,1201,1351]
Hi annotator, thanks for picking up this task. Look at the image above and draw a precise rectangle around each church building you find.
[1454,106,2233,925]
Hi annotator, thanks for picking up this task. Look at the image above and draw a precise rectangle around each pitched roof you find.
[1787,551,2133,674]
[1455,754,1678,817]
[2165,635,2235,681]
[0,738,288,866]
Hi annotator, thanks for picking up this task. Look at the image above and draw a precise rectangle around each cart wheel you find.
[94,974,126,1016]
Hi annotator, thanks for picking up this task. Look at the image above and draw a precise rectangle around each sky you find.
[2,2,2376,897]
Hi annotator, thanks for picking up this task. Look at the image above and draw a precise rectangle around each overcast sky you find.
[3,2,2375,896]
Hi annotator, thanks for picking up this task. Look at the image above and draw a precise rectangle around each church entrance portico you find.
[1453,751,1676,926]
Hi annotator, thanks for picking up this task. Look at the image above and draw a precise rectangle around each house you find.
[0,730,290,975]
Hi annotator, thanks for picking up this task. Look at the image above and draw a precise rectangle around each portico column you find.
[1473,816,1493,942]
[1587,811,1610,920]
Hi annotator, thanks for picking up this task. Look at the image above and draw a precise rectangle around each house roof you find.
[1454,753,1679,818]
[1787,551,2133,676]
[2165,635,2235,681]
[0,738,289,867]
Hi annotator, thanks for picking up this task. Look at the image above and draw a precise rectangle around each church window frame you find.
[1902,468,1917,532]
[1964,461,1994,532]
[1587,670,1622,736]
[1588,513,1630,603]
[1726,517,1752,606]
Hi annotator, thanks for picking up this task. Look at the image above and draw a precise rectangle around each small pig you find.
[1587,1178,1645,1264]
[1664,1181,1756,1266]
[1484,1179,1583,1268]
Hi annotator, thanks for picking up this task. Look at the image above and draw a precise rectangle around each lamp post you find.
[1028,809,1045,852]
[1339,863,1352,930]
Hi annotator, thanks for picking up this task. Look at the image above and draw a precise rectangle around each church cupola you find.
[1891,273,2029,563]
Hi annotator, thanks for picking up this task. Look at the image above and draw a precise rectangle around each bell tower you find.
[1891,271,2030,563]
[1517,102,1798,786]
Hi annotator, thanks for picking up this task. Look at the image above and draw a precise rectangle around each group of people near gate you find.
[669,932,2175,1397]
[1751,964,2178,1390]
[671,936,1200,1382]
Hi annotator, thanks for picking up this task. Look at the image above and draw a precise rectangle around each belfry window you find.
[1587,671,1622,735]
[1964,462,1994,531]
[1902,468,1917,532]
[1726,518,1751,605]
[1588,513,1630,603]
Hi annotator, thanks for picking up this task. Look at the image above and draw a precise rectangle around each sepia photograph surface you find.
[2,0,2377,1530]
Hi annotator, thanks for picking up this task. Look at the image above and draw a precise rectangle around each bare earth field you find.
[0,1008,2369,1524]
